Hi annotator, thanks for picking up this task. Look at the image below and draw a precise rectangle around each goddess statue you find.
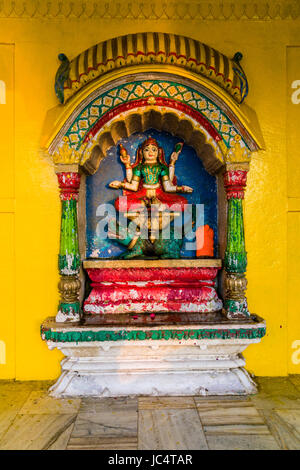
[108,137,194,259]
[109,137,192,210]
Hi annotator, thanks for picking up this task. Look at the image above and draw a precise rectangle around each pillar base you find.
[56,302,81,323]
[41,316,265,397]
[224,299,250,320]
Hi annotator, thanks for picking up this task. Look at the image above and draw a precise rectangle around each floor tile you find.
[196,399,272,441]
[138,409,208,450]
[289,375,300,392]
[18,391,81,414]
[67,436,137,450]
[0,413,76,450]
[250,377,300,409]
[194,397,253,410]
[71,397,138,440]
[195,398,253,409]
[204,424,270,435]
[79,397,137,414]
[195,395,251,404]
[255,376,299,397]
[0,390,31,440]
[250,393,300,409]
[0,377,300,450]
[275,409,300,433]
[138,396,195,410]
[197,405,265,426]
[71,413,137,440]
[48,421,75,450]
[0,381,53,392]
[206,433,280,450]
[260,409,300,450]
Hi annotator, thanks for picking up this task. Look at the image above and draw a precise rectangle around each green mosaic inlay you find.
[65,80,245,150]
[41,326,266,343]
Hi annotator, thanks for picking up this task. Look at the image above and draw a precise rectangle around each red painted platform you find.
[83,260,223,317]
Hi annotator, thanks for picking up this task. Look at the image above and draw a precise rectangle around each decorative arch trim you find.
[48,74,259,162]
[79,107,224,175]
[55,32,248,105]
[84,98,223,147]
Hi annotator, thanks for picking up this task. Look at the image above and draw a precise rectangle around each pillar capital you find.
[57,172,81,201]
[224,169,248,200]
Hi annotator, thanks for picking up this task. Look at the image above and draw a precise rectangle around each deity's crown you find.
[135,136,167,166]
[140,137,159,150]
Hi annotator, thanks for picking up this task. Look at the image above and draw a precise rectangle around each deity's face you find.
[142,144,159,164]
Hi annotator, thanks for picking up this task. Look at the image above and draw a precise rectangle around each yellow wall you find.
[0,0,299,379]
[286,46,300,374]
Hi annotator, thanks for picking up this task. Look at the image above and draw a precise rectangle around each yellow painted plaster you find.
[0,8,298,379]
[0,45,15,378]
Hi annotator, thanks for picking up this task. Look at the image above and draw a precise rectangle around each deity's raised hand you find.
[169,142,183,166]
[119,144,131,167]
[109,180,122,189]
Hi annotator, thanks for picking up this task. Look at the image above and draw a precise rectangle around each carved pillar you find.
[223,166,250,319]
[56,170,81,322]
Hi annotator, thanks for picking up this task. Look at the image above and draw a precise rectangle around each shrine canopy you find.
[42,32,264,174]
[56,33,248,105]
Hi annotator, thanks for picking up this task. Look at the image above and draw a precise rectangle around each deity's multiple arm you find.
[163,144,193,192]
[162,175,179,193]
[125,167,133,183]
[121,178,140,191]
[109,178,139,191]
[119,144,133,183]
[166,144,193,193]
[109,144,136,190]
[169,159,175,182]
[162,178,192,193]
[109,142,193,193]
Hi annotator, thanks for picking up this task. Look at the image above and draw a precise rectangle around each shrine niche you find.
[41,33,265,397]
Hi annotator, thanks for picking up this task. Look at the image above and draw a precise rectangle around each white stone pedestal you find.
[41,317,265,397]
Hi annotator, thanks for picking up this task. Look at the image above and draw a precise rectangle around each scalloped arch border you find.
[79,107,224,175]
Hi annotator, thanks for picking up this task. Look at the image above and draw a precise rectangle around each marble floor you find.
[0,376,300,450]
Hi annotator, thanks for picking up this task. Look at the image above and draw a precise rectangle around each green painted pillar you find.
[224,169,250,319]
[56,171,81,322]
[59,197,80,275]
